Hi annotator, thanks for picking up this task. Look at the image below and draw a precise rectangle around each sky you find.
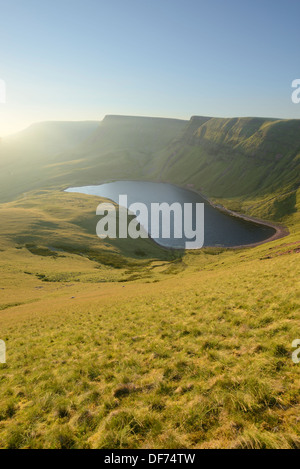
[0,0,300,136]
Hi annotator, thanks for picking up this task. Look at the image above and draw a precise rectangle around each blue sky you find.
[0,0,300,135]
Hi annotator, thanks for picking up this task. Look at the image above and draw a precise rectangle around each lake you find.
[65,181,276,249]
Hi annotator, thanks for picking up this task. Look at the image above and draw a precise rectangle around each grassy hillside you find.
[0,188,299,449]
[0,116,187,203]
[155,117,300,220]
[0,190,177,278]
[0,115,299,449]
[1,115,299,223]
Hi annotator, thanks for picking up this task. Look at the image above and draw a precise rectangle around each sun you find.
[0,112,32,138]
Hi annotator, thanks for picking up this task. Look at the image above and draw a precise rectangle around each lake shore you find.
[64,179,289,251]
[176,183,289,249]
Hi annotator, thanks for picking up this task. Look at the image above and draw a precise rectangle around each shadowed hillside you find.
[53,115,188,185]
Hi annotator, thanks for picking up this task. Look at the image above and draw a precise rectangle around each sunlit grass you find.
[0,191,299,448]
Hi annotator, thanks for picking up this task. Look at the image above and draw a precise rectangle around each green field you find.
[0,116,299,448]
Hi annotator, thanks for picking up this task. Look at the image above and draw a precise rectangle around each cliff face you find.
[190,117,300,160]
[156,117,300,203]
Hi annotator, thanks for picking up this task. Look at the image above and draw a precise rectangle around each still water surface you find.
[66,181,275,249]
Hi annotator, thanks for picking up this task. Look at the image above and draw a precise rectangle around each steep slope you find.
[155,116,300,219]
[47,115,188,184]
[84,115,188,154]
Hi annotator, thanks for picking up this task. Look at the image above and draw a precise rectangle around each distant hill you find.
[56,115,188,183]
[0,114,299,220]
[1,121,100,163]
[88,115,188,153]
[0,116,188,201]
[0,121,99,201]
